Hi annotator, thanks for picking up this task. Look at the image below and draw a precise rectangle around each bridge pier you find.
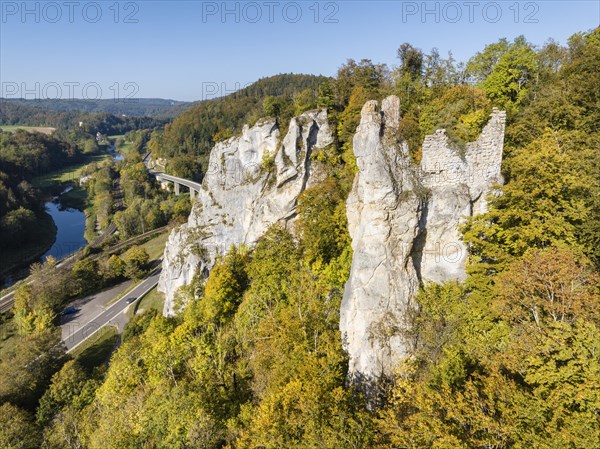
[150,171,202,201]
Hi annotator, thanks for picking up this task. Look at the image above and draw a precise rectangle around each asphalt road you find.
[62,268,162,352]
[0,227,167,314]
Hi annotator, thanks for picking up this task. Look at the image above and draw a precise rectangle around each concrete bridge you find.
[143,153,203,199]
[152,171,203,199]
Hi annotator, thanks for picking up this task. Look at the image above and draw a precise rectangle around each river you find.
[0,188,87,288]
[41,143,122,261]
[1,145,122,288]
[108,143,124,161]
[42,189,87,261]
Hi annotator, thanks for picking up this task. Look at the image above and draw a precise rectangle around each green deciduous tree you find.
[36,360,89,425]
[466,38,510,83]
[121,245,150,279]
[107,254,126,278]
[419,84,491,148]
[199,246,249,324]
[397,42,424,81]
[0,329,64,409]
[0,403,40,449]
[296,179,349,266]
[72,258,102,296]
[481,36,537,115]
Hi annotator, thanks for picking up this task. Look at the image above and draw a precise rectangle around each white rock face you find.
[340,96,505,383]
[158,110,333,316]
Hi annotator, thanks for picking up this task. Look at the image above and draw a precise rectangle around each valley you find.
[0,11,598,449]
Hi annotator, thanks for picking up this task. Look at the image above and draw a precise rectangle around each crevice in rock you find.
[300,120,319,194]
[411,198,429,286]
[469,190,483,216]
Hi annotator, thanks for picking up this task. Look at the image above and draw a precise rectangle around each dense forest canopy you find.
[0,28,599,449]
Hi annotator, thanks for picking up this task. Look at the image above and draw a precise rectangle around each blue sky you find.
[1,1,598,101]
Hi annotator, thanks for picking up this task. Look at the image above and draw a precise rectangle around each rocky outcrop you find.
[340,96,505,383]
[158,110,333,316]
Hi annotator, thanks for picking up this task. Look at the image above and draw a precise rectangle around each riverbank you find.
[0,184,89,286]
[0,211,57,281]
[31,151,111,190]
[60,185,88,210]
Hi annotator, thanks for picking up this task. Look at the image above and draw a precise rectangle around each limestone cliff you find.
[158,110,333,315]
[340,96,505,383]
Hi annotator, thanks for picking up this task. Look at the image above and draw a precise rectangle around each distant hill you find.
[1,73,329,155]
[0,98,191,120]
[0,101,168,136]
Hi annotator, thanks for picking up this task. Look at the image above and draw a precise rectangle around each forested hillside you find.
[0,102,167,136]
[147,73,329,167]
[1,98,189,120]
[0,28,598,448]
